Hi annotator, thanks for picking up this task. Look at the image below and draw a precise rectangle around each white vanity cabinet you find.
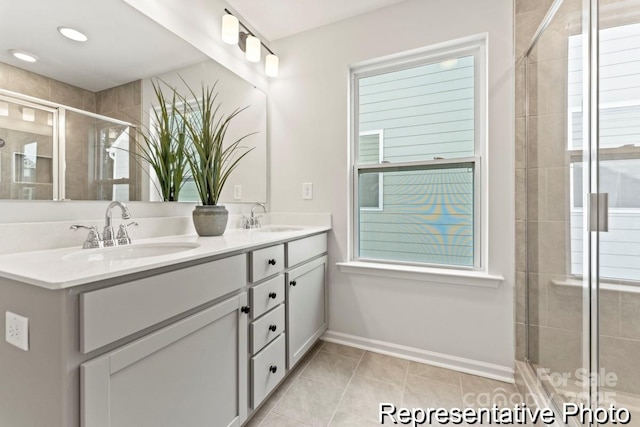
[0,227,330,427]
[81,293,248,427]
[285,233,328,368]
[80,254,250,427]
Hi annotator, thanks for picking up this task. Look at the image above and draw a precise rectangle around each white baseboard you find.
[322,330,514,383]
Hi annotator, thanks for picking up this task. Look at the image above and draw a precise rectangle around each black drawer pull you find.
[268,259,277,266]
[269,324,277,332]
[269,365,278,374]
[241,306,251,314]
[268,292,277,299]
[289,280,297,287]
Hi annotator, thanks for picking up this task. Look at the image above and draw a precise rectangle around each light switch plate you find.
[5,311,29,351]
[302,182,313,200]
[233,185,242,200]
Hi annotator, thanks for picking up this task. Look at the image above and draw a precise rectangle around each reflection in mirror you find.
[0,0,268,203]
[0,95,56,199]
[143,60,267,204]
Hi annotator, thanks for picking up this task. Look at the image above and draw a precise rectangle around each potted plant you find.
[178,80,255,236]
[133,79,188,201]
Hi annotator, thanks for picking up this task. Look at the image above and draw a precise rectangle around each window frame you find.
[349,36,486,271]
[358,129,384,212]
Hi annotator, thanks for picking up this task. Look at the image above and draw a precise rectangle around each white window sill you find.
[336,261,504,288]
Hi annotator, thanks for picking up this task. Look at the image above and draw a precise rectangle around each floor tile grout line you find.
[326,350,366,426]
[257,342,326,426]
[401,359,410,407]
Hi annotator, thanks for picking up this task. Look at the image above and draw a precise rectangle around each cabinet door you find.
[286,255,328,368]
[81,293,249,427]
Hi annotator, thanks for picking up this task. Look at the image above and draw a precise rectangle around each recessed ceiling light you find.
[57,26,88,42]
[9,49,38,63]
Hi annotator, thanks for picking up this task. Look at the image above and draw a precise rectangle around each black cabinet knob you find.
[269,324,277,332]
[289,280,297,286]
[268,259,277,266]
[241,306,251,314]
[269,292,277,299]
[269,365,278,374]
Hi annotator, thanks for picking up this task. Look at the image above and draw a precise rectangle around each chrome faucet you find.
[244,203,267,229]
[103,201,132,246]
[70,201,136,249]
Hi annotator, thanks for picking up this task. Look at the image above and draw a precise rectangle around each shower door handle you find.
[589,193,608,232]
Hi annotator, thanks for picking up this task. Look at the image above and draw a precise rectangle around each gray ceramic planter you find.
[192,205,228,236]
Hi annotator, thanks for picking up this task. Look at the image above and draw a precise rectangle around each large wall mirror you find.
[0,0,267,204]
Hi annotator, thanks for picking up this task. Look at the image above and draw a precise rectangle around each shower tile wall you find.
[0,62,97,200]
[96,81,142,200]
[0,62,142,201]
[514,0,553,363]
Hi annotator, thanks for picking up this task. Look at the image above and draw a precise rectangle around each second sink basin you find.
[63,242,201,263]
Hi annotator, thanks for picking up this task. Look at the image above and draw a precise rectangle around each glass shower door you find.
[525,0,591,411]
[595,0,640,419]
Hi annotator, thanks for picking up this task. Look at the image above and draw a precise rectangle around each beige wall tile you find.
[600,336,640,395]
[528,59,568,116]
[516,322,527,361]
[49,80,85,110]
[515,169,526,221]
[528,273,549,327]
[516,220,527,272]
[621,292,640,340]
[600,289,620,338]
[527,221,569,275]
[547,281,582,331]
[527,113,569,168]
[516,271,526,323]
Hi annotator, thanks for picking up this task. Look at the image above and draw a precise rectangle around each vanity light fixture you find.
[221,9,279,77]
[57,26,88,42]
[9,49,38,63]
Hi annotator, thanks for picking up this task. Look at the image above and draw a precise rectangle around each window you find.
[568,23,640,282]
[351,38,485,269]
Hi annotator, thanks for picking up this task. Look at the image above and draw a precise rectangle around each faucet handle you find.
[116,222,138,245]
[70,225,102,249]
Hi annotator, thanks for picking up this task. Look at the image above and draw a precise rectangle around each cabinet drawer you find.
[251,334,286,408]
[250,304,285,354]
[80,254,246,354]
[287,233,327,267]
[250,244,284,282]
[250,274,284,319]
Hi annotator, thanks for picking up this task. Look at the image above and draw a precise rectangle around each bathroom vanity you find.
[0,226,329,427]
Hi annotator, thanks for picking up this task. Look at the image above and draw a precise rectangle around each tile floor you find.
[245,340,523,427]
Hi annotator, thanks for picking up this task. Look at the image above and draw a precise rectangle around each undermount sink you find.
[255,226,304,233]
[63,242,201,262]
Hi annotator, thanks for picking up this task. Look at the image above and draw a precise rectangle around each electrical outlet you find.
[5,311,29,351]
[233,185,242,200]
[302,182,313,200]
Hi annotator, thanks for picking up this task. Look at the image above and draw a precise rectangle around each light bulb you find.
[221,15,239,44]
[265,54,279,77]
[246,36,261,62]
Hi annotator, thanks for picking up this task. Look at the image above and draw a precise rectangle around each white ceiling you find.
[0,0,207,92]
[226,0,409,41]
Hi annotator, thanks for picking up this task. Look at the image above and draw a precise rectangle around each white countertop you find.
[0,226,330,290]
